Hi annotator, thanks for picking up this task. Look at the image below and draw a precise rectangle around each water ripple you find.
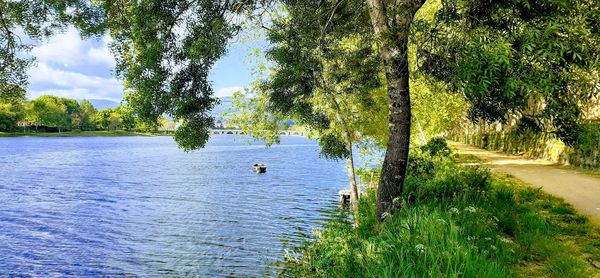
[0,136,347,277]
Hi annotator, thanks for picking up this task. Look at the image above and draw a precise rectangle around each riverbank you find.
[0,130,161,137]
[282,139,600,277]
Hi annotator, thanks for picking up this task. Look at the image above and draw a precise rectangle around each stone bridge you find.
[209,129,308,137]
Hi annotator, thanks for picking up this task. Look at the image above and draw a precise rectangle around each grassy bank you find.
[282,140,600,277]
[0,130,162,137]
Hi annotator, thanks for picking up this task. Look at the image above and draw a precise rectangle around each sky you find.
[26,27,264,102]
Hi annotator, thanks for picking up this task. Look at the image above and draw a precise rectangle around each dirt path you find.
[449,141,600,224]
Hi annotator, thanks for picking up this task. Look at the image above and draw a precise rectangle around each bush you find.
[420,137,452,157]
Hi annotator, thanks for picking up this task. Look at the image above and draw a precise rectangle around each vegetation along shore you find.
[281,139,600,277]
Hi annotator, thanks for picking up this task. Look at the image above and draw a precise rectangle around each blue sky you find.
[26,27,265,102]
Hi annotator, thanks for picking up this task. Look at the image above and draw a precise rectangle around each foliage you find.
[420,137,452,157]
[317,134,350,160]
[282,150,600,277]
[0,101,22,131]
[0,84,27,131]
[261,1,387,155]
[95,106,136,131]
[226,86,288,147]
[452,123,600,169]
[410,78,468,144]
[0,94,145,133]
[30,95,72,131]
[79,99,97,131]
[99,0,257,151]
[0,1,105,95]
[574,123,600,160]
[417,0,600,145]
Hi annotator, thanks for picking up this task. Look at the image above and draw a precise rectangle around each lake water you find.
[0,136,347,277]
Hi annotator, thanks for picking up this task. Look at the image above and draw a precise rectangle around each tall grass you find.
[281,139,600,277]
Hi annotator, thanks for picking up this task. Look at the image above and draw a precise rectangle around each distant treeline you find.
[0,95,152,133]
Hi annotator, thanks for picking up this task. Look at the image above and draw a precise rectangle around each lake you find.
[0,136,347,277]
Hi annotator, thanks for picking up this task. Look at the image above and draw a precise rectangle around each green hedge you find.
[451,123,599,170]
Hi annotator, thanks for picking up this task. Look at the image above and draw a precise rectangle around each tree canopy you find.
[418,0,600,145]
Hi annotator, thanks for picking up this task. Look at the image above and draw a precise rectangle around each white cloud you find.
[87,35,116,67]
[215,86,244,98]
[28,62,123,101]
[27,27,122,101]
[30,27,83,67]
[31,27,116,67]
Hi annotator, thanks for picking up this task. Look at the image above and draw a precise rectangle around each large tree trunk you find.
[345,140,360,211]
[367,0,424,220]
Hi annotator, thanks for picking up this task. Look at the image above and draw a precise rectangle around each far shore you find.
[0,130,165,138]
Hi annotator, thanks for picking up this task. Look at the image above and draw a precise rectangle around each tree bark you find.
[367,0,423,220]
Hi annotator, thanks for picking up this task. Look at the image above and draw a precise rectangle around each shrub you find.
[420,137,452,157]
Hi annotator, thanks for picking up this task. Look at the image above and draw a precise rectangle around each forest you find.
[0,93,141,132]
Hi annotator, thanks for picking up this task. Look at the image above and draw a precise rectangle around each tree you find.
[0,85,26,131]
[222,2,390,211]
[265,3,388,210]
[365,0,425,219]
[59,97,81,130]
[108,111,122,130]
[31,96,71,132]
[79,99,97,131]
[227,87,289,147]
[94,105,137,131]
[95,109,112,130]
[0,102,21,131]
[115,105,136,130]
[418,0,600,145]
[90,0,428,220]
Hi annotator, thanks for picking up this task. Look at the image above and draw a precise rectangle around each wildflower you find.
[415,244,427,254]
[464,206,477,213]
[484,237,492,241]
[499,237,514,244]
[490,245,497,251]
[467,236,476,241]
[450,207,460,214]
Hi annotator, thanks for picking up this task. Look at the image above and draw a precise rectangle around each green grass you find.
[453,152,487,164]
[0,130,162,137]
[281,147,600,277]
